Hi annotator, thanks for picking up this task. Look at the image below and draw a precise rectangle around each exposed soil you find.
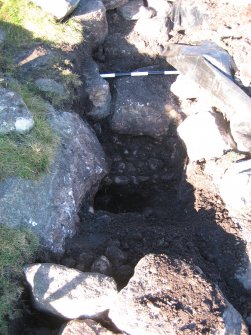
[21,2,251,334]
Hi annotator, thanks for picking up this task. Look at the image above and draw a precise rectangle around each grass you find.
[0,1,84,332]
[0,225,38,334]
[0,0,83,48]
[0,0,85,179]
[0,80,58,180]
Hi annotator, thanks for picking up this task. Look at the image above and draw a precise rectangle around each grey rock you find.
[0,29,6,43]
[24,263,118,319]
[59,319,115,335]
[35,78,65,95]
[216,159,251,222]
[177,110,232,161]
[82,55,111,120]
[118,0,145,20]
[103,33,154,71]
[31,0,80,21]
[109,254,248,335]
[77,251,95,270]
[173,0,208,30]
[0,88,34,134]
[91,255,113,276]
[74,0,108,50]
[165,42,251,152]
[0,109,107,255]
[102,0,128,10]
[128,16,172,57]
[110,68,182,138]
[106,246,127,266]
[147,0,172,18]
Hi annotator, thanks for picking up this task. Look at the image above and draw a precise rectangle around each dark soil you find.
[21,3,251,335]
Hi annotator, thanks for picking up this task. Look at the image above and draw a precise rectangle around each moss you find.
[0,225,38,334]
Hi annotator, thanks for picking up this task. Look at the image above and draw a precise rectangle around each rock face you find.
[129,16,172,57]
[74,0,108,50]
[59,319,115,335]
[165,42,251,152]
[31,0,80,20]
[82,55,111,120]
[0,109,107,255]
[177,110,232,161]
[102,0,128,10]
[0,88,34,134]
[110,70,182,138]
[118,0,145,21]
[218,160,251,221]
[109,254,248,335]
[24,263,118,319]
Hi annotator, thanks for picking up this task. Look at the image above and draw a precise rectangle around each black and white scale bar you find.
[100,70,179,78]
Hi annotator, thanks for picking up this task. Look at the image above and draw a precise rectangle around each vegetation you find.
[0,80,59,180]
[0,225,38,334]
[0,2,84,330]
[0,0,83,48]
[0,0,84,180]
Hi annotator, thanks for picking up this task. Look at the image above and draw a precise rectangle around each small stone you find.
[0,88,34,135]
[106,246,127,266]
[77,252,95,269]
[91,255,113,276]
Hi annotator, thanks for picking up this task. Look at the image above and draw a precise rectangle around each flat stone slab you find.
[24,263,118,319]
[110,68,182,138]
[0,88,34,134]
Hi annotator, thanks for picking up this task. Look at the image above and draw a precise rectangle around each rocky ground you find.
[2,0,251,334]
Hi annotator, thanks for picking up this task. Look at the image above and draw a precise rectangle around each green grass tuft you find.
[0,225,38,334]
[0,0,83,48]
[0,81,58,180]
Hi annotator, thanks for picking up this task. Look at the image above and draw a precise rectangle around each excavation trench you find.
[20,7,251,335]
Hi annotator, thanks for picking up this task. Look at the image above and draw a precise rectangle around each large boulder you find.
[31,0,80,21]
[165,42,251,152]
[109,69,182,138]
[128,16,172,57]
[24,263,118,319]
[74,0,108,50]
[0,88,34,134]
[59,319,115,335]
[204,156,251,290]
[177,110,232,161]
[0,109,107,255]
[109,254,248,335]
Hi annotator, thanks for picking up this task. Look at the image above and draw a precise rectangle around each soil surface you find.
[21,2,251,334]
